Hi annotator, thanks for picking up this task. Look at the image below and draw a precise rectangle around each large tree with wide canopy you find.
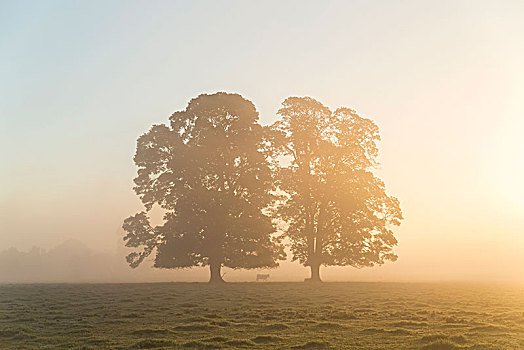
[270,97,402,281]
[123,92,285,282]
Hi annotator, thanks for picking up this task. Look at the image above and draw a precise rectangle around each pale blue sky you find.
[1,0,523,281]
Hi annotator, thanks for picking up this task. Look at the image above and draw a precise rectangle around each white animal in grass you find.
[256,274,270,282]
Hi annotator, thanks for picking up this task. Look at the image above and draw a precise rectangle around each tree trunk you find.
[308,262,322,282]
[307,233,323,282]
[209,262,225,283]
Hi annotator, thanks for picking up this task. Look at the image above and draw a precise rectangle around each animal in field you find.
[256,274,270,282]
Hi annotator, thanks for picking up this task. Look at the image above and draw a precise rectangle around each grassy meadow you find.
[0,282,522,349]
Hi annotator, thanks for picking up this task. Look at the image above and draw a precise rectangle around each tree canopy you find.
[270,97,402,281]
[123,92,285,282]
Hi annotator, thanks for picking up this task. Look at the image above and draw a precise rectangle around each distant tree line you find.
[123,93,402,283]
[0,240,116,283]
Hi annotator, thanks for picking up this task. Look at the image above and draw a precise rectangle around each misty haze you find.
[1,1,523,349]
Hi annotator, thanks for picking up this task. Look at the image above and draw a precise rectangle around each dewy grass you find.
[0,282,522,349]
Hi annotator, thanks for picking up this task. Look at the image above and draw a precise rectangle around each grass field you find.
[0,282,522,349]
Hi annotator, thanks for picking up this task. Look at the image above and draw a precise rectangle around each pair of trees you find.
[123,92,402,283]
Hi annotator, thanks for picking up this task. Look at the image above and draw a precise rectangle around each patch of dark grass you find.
[224,339,254,347]
[354,308,374,313]
[181,340,222,349]
[386,328,413,335]
[392,320,428,327]
[420,334,468,345]
[288,319,317,326]
[184,316,209,323]
[131,338,175,349]
[173,323,215,331]
[231,321,255,328]
[63,327,93,335]
[329,311,357,320]
[291,340,331,349]
[469,324,506,332]
[262,314,279,320]
[201,336,228,342]
[361,327,412,335]
[13,317,36,322]
[84,338,110,345]
[420,340,463,350]
[251,335,283,343]
[0,328,20,338]
[450,335,468,344]
[130,328,171,337]
[9,330,34,341]
[203,313,222,319]
[179,302,199,308]
[261,322,289,331]
[311,321,347,330]
[444,317,467,324]
[420,334,448,342]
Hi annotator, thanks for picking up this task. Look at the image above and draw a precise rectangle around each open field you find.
[0,282,522,349]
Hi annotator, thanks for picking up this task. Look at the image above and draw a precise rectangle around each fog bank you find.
[1,239,521,284]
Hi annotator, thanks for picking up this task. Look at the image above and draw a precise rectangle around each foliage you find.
[123,93,285,279]
[269,97,402,279]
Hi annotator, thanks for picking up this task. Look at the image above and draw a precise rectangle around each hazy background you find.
[1,0,523,283]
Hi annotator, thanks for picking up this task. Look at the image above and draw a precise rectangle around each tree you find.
[123,92,285,283]
[270,97,402,282]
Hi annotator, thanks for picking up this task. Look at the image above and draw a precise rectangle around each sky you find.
[1,0,523,282]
